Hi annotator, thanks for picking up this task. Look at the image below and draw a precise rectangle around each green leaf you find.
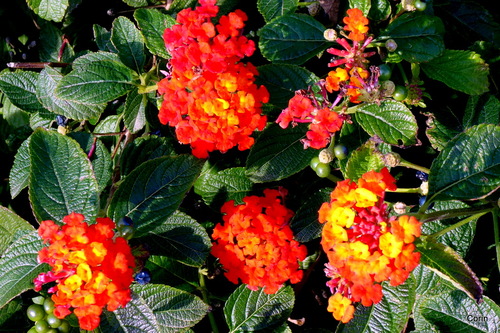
[337,277,416,333]
[68,132,112,192]
[0,71,46,113]
[111,16,146,72]
[381,12,445,63]
[123,88,148,133]
[38,21,75,62]
[0,206,34,256]
[368,0,391,21]
[112,284,209,332]
[419,292,500,333]
[463,95,500,128]
[122,0,147,7]
[245,124,318,183]
[146,255,199,291]
[108,155,204,237]
[258,14,329,65]
[415,236,483,302]
[0,297,22,326]
[134,8,176,59]
[26,0,69,22]
[256,64,319,110]
[194,167,253,208]
[428,124,500,201]
[0,231,48,309]
[421,49,490,95]
[28,128,100,222]
[355,100,418,146]
[343,142,385,181]
[93,25,117,53]
[257,0,298,22]
[9,137,31,199]
[120,136,176,177]
[224,285,295,332]
[348,0,371,15]
[290,187,331,242]
[425,111,462,151]
[36,66,107,120]
[55,53,134,104]
[141,211,211,267]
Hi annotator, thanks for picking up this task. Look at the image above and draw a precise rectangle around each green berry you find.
[415,0,427,11]
[117,225,135,240]
[46,329,58,333]
[315,162,331,178]
[378,64,392,81]
[43,298,55,314]
[27,304,46,322]
[57,320,70,333]
[32,296,46,305]
[310,156,321,171]
[46,313,62,328]
[35,320,50,333]
[393,85,408,101]
[333,144,348,160]
[27,327,38,333]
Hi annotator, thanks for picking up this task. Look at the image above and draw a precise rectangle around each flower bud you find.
[385,39,398,52]
[383,152,401,167]
[324,29,338,42]
[380,80,395,97]
[319,148,334,163]
[393,202,407,215]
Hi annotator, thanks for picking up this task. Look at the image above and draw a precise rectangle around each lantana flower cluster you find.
[318,168,422,323]
[211,189,307,294]
[34,213,136,330]
[157,0,269,158]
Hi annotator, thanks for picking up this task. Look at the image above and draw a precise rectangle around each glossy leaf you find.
[36,66,106,120]
[224,285,294,332]
[258,14,329,64]
[194,166,253,208]
[343,143,385,181]
[9,137,30,199]
[28,128,100,222]
[120,136,176,177]
[355,100,418,146]
[93,25,117,53]
[108,155,204,237]
[428,124,500,201]
[368,0,391,21]
[416,236,483,302]
[290,187,331,242]
[421,49,490,95]
[463,95,500,128]
[134,8,176,59]
[381,12,445,63]
[0,206,34,256]
[26,0,68,22]
[123,88,148,133]
[425,112,462,151]
[111,16,146,72]
[141,211,211,267]
[257,0,298,22]
[0,231,48,309]
[38,21,75,62]
[0,71,45,113]
[246,123,318,183]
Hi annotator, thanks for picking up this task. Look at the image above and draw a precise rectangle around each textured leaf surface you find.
[111,16,146,71]
[28,128,100,222]
[0,71,45,113]
[224,285,294,332]
[355,100,418,146]
[246,124,318,182]
[257,0,298,22]
[9,137,31,199]
[381,12,445,63]
[428,124,500,201]
[108,155,204,237]
[134,8,176,59]
[258,14,329,64]
[343,143,385,181]
[290,187,331,242]
[120,136,176,176]
[425,112,462,151]
[463,95,500,128]
[26,0,68,22]
[142,211,211,267]
[421,49,490,95]
[38,21,75,62]
[194,167,253,208]
[0,231,48,309]
[338,277,416,333]
[36,66,106,120]
[123,88,148,133]
[0,206,34,256]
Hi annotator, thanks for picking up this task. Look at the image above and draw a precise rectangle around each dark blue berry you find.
[135,269,152,285]
[117,216,133,228]
[416,171,428,182]
[56,115,68,126]
[419,196,434,210]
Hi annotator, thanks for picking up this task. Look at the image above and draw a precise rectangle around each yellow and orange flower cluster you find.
[211,189,307,294]
[34,213,136,331]
[325,8,376,103]
[318,168,421,323]
[157,0,269,158]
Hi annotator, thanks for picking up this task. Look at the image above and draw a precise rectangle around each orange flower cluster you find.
[318,168,421,323]
[34,213,136,331]
[211,189,307,294]
[157,0,269,158]
[276,93,345,149]
[325,8,376,103]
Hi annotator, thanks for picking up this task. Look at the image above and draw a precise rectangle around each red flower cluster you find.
[157,0,269,158]
[276,93,345,149]
[318,168,421,323]
[34,213,136,331]
[211,189,307,294]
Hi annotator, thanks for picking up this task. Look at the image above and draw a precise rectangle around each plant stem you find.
[398,159,430,174]
[493,208,500,274]
[388,187,420,194]
[429,211,490,239]
[414,204,494,223]
[327,174,342,183]
[199,271,219,333]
